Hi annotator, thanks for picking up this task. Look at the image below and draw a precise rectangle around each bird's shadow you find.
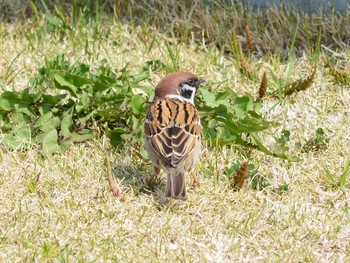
[110,160,172,207]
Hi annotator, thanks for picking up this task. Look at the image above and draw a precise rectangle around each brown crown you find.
[154,72,198,98]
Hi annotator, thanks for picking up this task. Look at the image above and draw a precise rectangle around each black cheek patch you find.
[180,89,193,99]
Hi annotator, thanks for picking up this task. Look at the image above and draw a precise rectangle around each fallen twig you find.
[105,156,124,202]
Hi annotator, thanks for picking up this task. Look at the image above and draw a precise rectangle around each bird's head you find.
[154,72,206,104]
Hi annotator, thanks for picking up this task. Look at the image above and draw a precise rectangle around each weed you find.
[0,55,150,154]
[297,128,330,153]
[1,51,297,160]
[231,161,249,190]
[283,66,317,97]
[323,161,350,188]
[258,71,268,98]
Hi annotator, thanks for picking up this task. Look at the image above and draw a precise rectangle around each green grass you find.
[1,1,350,262]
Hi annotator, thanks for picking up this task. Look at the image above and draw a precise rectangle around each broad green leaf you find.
[70,131,95,142]
[77,110,96,125]
[0,92,15,111]
[41,116,61,132]
[2,134,23,149]
[200,89,218,107]
[21,92,42,104]
[214,126,239,146]
[131,71,149,84]
[0,91,34,112]
[2,125,31,149]
[232,95,258,118]
[129,115,141,133]
[130,95,145,115]
[41,94,65,105]
[136,85,154,99]
[140,148,149,159]
[11,112,31,124]
[60,111,73,137]
[92,81,110,92]
[34,112,53,128]
[65,74,92,88]
[42,129,59,155]
[54,73,78,96]
[59,140,72,152]
[106,128,126,147]
[230,115,271,133]
[98,74,116,85]
[14,103,35,117]
[250,133,300,161]
[80,91,90,107]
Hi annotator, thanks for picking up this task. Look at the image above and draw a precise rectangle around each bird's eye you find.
[188,78,194,85]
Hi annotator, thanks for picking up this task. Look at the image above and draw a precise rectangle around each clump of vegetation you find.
[323,161,350,188]
[1,51,298,160]
[224,162,288,192]
[297,128,330,153]
[283,67,317,97]
[0,55,150,154]
[2,1,350,56]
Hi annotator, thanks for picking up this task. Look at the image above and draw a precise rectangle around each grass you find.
[1,1,350,262]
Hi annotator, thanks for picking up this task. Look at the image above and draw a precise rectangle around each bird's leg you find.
[147,166,160,186]
[191,172,200,188]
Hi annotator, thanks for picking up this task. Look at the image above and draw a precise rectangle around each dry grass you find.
[1,7,350,262]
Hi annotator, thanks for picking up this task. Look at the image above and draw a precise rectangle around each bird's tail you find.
[165,168,187,200]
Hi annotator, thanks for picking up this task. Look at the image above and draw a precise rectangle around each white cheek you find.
[190,91,195,103]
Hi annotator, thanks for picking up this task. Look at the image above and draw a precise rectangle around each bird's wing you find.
[144,98,201,168]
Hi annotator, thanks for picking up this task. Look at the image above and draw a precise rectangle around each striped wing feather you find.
[144,98,201,168]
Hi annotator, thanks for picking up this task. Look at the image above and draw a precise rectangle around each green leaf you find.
[42,129,59,155]
[322,165,336,186]
[60,111,73,137]
[339,161,350,187]
[2,125,31,149]
[59,140,72,152]
[250,133,300,161]
[2,134,23,149]
[200,89,220,107]
[41,94,65,106]
[77,110,96,125]
[0,91,36,114]
[140,148,149,159]
[230,115,271,133]
[92,81,109,92]
[34,112,53,128]
[0,92,14,111]
[41,116,61,133]
[14,103,35,117]
[106,128,126,147]
[98,74,116,85]
[130,95,145,115]
[11,112,31,125]
[54,73,79,96]
[136,85,154,99]
[70,131,95,142]
[215,125,239,146]
[232,95,258,118]
[132,71,149,84]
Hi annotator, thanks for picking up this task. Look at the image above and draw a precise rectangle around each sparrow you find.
[144,72,206,200]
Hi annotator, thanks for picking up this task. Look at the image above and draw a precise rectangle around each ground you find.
[0,6,350,262]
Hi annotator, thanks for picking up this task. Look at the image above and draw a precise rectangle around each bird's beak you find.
[195,78,206,89]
